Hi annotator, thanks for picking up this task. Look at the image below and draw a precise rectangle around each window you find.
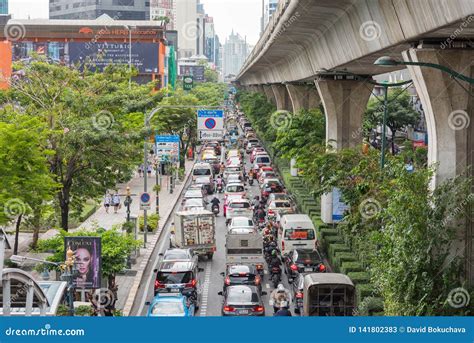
[284,229,315,240]
[112,0,135,5]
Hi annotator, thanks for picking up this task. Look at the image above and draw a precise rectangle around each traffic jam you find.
[146,100,356,317]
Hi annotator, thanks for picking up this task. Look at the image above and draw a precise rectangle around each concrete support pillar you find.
[403,48,474,285]
[286,84,321,113]
[271,84,292,112]
[315,78,374,224]
[262,85,277,105]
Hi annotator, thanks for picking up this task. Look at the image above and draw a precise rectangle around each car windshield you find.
[256,157,270,163]
[195,177,210,184]
[227,287,258,304]
[274,202,291,208]
[151,301,185,315]
[227,167,241,173]
[157,271,192,284]
[230,202,250,209]
[163,251,189,260]
[284,229,316,240]
[193,169,211,176]
[296,250,321,263]
[232,218,253,226]
[227,185,245,192]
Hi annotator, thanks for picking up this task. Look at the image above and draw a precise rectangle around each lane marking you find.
[199,262,212,317]
[266,283,270,289]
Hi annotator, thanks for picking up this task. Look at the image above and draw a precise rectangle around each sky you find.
[8,0,262,45]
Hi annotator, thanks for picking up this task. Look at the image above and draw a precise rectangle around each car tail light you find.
[319,264,326,272]
[223,306,235,313]
[268,210,274,215]
[154,280,165,289]
[290,264,298,271]
[225,276,231,285]
[252,306,264,313]
[256,264,264,270]
[296,291,303,299]
[255,275,261,285]
[281,241,285,252]
[185,279,197,288]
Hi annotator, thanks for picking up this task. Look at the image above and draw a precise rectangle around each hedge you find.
[333,251,357,267]
[341,261,365,274]
[347,271,370,285]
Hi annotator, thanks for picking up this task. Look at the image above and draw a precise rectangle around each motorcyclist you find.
[219,163,225,176]
[252,196,260,208]
[210,196,220,209]
[215,175,224,192]
[268,249,281,269]
[269,284,291,313]
[274,301,292,316]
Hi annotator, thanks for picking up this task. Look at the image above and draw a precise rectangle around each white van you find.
[192,162,213,181]
[278,214,317,254]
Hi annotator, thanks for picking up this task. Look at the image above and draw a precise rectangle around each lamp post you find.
[374,56,474,85]
[124,186,132,222]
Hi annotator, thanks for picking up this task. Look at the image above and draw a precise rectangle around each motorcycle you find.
[216,183,223,193]
[270,266,282,288]
[248,174,254,186]
[211,203,220,216]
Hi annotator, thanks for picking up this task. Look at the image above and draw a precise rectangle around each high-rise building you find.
[263,0,278,29]
[223,30,249,79]
[49,0,150,20]
[175,0,197,58]
[0,0,8,15]
[150,0,176,29]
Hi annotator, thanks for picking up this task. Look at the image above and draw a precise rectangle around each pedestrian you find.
[147,165,153,177]
[112,191,121,214]
[104,191,112,213]
[138,164,143,178]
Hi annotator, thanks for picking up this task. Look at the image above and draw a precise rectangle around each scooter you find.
[249,175,254,186]
[211,203,220,216]
[270,265,282,288]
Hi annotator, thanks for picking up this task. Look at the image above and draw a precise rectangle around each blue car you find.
[147,293,195,317]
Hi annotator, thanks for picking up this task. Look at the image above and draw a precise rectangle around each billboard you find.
[156,135,180,162]
[179,65,205,82]
[198,109,224,141]
[64,237,102,289]
[69,42,159,74]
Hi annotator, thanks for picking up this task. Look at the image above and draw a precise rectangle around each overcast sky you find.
[9,0,262,45]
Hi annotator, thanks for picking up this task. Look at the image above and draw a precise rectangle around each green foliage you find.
[56,304,70,316]
[75,305,94,316]
[237,91,276,143]
[139,214,159,232]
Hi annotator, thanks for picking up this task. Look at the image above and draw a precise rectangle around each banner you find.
[64,237,102,289]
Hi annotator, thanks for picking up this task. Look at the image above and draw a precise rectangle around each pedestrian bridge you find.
[236,0,474,284]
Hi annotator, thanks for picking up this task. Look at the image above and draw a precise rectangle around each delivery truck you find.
[174,210,216,259]
[225,229,265,275]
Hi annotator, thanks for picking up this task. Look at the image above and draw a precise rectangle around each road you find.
[136,135,295,317]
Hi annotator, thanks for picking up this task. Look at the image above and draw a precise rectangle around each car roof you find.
[152,293,186,303]
[228,265,256,274]
[228,228,256,234]
[229,198,250,203]
[226,285,259,293]
[159,260,195,272]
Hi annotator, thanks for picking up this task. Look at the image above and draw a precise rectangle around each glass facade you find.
[0,0,8,14]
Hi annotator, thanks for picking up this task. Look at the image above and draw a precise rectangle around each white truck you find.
[174,210,216,259]
[225,229,265,275]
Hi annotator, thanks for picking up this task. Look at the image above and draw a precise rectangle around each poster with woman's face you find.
[64,237,102,289]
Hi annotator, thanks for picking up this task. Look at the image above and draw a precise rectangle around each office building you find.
[0,0,8,15]
[223,30,249,79]
[49,0,150,20]
[150,0,176,29]
[263,0,278,29]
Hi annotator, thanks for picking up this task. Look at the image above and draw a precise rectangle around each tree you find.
[0,110,56,253]
[6,60,144,230]
[364,89,420,155]
[204,67,218,83]
[35,227,141,311]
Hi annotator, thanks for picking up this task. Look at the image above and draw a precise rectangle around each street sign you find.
[155,135,180,163]
[332,188,349,222]
[140,192,151,211]
[197,109,224,141]
[183,75,194,91]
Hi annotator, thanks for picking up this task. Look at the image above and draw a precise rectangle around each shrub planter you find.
[341,261,365,274]
[347,271,370,285]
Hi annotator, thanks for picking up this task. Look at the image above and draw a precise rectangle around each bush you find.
[356,297,384,316]
[328,244,351,260]
[347,271,370,285]
[341,261,364,274]
[56,304,70,316]
[333,252,357,267]
[139,214,159,232]
[356,283,375,300]
[75,305,94,316]
[122,221,135,234]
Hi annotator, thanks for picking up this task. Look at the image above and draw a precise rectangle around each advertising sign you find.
[156,135,180,162]
[198,109,224,141]
[64,237,102,289]
[183,75,194,91]
[68,42,159,74]
[332,188,349,222]
[179,65,205,82]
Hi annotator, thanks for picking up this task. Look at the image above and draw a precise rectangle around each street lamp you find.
[124,25,137,90]
[374,56,474,84]
[124,186,133,222]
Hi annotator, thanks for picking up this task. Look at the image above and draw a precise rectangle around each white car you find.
[227,173,242,184]
[226,199,252,225]
[228,217,255,232]
[182,198,205,212]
